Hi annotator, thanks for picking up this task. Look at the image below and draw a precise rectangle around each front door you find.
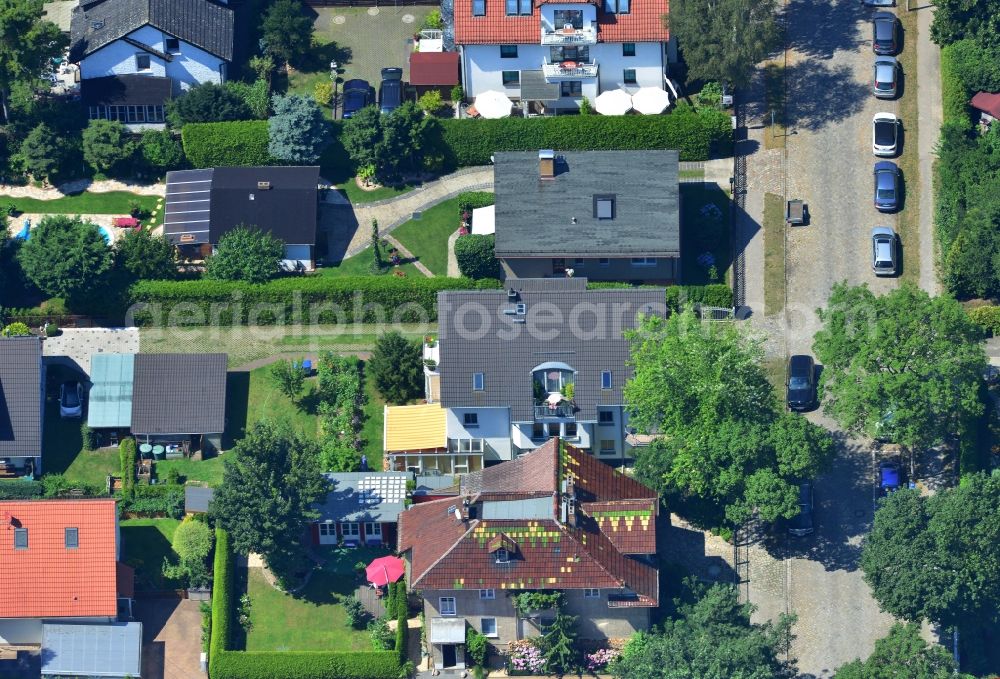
[442,644,457,668]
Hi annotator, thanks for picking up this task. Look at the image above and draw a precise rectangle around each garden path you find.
[0,178,165,198]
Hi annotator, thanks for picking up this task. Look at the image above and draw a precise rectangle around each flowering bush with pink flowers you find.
[585,647,621,671]
[506,639,545,674]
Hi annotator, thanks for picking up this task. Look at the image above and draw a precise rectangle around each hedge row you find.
[940,43,971,128]
[440,105,732,165]
[181,121,273,168]
[208,527,233,676]
[117,484,184,518]
[0,480,45,499]
[395,582,408,666]
[665,284,734,310]
[129,276,502,326]
[458,191,496,212]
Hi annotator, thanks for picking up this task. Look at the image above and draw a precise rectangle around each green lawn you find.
[120,518,182,591]
[680,184,732,285]
[763,192,786,316]
[391,197,462,276]
[360,361,385,469]
[1,191,162,227]
[336,180,415,205]
[245,366,323,442]
[155,456,226,486]
[245,545,390,652]
[318,248,424,278]
[42,398,118,488]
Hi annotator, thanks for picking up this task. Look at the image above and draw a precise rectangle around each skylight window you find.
[594,194,616,220]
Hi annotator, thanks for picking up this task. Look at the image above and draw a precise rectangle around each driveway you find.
[134,597,206,679]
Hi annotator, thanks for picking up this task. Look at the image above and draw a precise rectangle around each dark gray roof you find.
[130,353,227,435]
[184,485,214,513]
[41,622,142,678]
[81,74,172,106]
[163,166,320,247]
[70,0,234,61]
[0,337,43,458]
[437,278,666,421]
[413,474,459,497]
[493,150,680,258]
[520,70,560,101]
[314,472,411,523]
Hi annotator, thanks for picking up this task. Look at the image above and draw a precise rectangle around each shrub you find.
[422,8,443,29]
[227,79,271,119]
[1,322,32,336]
[396,596,408,666]
[969,305,1000,335]
[80,423,96,453]
[139,129,186,171]
[117,484,184,518]
[181,121,272,167]
[314,82,334,108]
[368,618,394,651]
[450,85,464,103]
[0,481,45,499]
[344,595,368,629]
[418,90,443,114]
[205,226,284,284]
[455,235,502,280]
[466,627,488,668]
[268,94,331,164]
[119,438,137,494]
[167,83,252,127]
[940,42,972,128]
[209,528,233,675]
[200,601,212,653]
[665,284,733,310]
[44,322,59,337]
[457,191,495,212]
[40,473,102,498]
[210,651,401,679]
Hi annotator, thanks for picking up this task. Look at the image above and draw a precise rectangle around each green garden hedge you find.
[209,528,233,676]
[0,480,45,499]
[940,43,971,128]
[182,121,273,168]
[129,276,502,326]
[665,284,734,310]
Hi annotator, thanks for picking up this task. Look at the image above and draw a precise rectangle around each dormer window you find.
[495,548,509,564]
[472,0,486,15]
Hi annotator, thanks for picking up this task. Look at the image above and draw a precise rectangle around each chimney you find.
[539,149,555,180]
[257,181,272,190]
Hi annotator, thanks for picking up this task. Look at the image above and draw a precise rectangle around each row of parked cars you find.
[342,67,404,119]
[869,10,902,276]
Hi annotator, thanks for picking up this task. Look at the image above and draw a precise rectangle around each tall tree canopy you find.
[113,228,176,281]
[663,0,780,87]
[204,225,284,284]
[267,93,329,164]
[17,215,112,301]
[834,623,967,679]
[212,421,327,586]
[812,283,986,450]
[368,331,423,404]
[0,0,66,122]
[612,582,796,679]
[81,119,134,173]
[860,472,1000,632]
[260,0,314,67]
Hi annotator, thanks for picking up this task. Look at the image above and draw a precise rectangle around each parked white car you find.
[872,113,899,156]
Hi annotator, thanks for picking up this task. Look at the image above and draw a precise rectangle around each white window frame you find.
[365,522,382,540]
[440,597,457,616]
[481,617,499,637]
[473,373,485,391]
[584,588,600,598]
[318,522,335,537]
[631,257,657,267]
[14,528,27,550]
[495,548,510,564]
[480,588,496,599]
[343,522,360,538]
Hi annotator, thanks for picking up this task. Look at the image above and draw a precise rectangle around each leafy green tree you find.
[82,119,134,173]
[165,82,251,127]
[18,123,72,182]
[17,215,112,300]
[770,412,835,480]
[269,359,305,400]
[0,0,67,122]
[834,623,966,679]
[341,105,381,169]
[861,473,1000,632]
[612,582,796,679]
[931,0,1000,48]
[812,283,986,450]
[212,421,327,587]
[417,90,443,114]
[260,0,313,67]
[226,79,270,119]
[162,516,214,588]
[663,0,781,87]
[138,129,184,171]
[204,225,284,284]
[370,218,383,273]
[267,93,330,163]
[113,228,176,281]
[377,102,428,178]
[540,612,579,674]
[368,332,423,404]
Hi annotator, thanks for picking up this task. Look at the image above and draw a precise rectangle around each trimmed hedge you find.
[129,276,502,326]
[455,234,503,280]
[458,191,495,212]
[940,43,972,128]
[0,480,45,499]
[209,528,232,676]
[968,305,1000,336]
[395,581,408,666]
[181,121,273,168]
[665,284,733,310]
[439,105,732,165]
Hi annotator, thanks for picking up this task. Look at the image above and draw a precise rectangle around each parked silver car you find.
[874,57,898,99]
[871,226,898,276]
[872,112,899,156]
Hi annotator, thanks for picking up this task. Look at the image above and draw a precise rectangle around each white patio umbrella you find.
[631,87,672,115]
[474,90,514,119]
[594,89,633,116]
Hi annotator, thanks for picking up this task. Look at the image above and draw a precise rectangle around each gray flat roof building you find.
[41,622,143,678]
[131,353,227,435]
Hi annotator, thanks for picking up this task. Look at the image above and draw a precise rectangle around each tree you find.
[204,225,284,284]
[930,0,1000,48]
[370,218,383,273]
[18,123,72,182]
[663,0,780,87]
[165,82,251,127]
[377,102,427,178]
[834,623,965,679]
[212,421,327,586]
[138,129,184,171]
[770,412,836,480]
[268,93,330,163]
[0,0,67,122]
[612,582,796,679]
[270,359,304,400]
[861,473,1000,632]
[18,215,112,300]
[368,332,423,404]
[812,283,986,450]
[540,612,579,674]
[341,105,382,169]
[226,79,270,119]
[82,119,134,173]
[113,228,176,281]
[162,516,214,588]
[260,0,313,67]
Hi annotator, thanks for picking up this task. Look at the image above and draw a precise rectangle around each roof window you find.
[65,527,79,549]
[14,528,27,550]
[594,195,616,220]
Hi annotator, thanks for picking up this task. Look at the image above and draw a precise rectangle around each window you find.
[495,548,510,563]
[502,71,520,86]
[14,528,27,550]
[164,36,180,52]
[584,588,600,598]
[600,440,616,455]
[603,0,629,13]
[343,522,360,538]
[472,0,485,15]
[65,527,79,549]
[631,257,657,266]
[554,9,584,28]
[480,588,496,599]
[481,617,498,637]
[599,258,610,267]
[560,81,582,97]
[601,371,613,389]
[440,597,457,616]
[500,45,518,58]
[574,258,586,266]
[532,423,547,440]
[473,372,485,390]
[564,422,578,438]
[623,68,637,84]
[319,522,335,537]
[365,523,382,539]
[551,46,588,62]
[594,195,615,219]
[505,0,531,14]
[135,54,151,71]
[464,412,479,427]
[599,410,614,425]
[622,42,636,57]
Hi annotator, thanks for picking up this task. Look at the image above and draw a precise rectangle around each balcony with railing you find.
[534,401,576,420]
[542,60,599,80]
[541,25,598,45]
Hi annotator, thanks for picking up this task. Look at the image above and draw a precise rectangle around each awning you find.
[409,52,460,86]
[41,622,142,678]
[472,205,495,235]
[384,403,446,453]
[87,353,134,428]
[429,617,466,644]
[520,70,560,102]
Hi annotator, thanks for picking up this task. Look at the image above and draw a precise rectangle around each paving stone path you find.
[0,178,165,199]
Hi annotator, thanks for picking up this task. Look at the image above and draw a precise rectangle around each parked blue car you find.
[873,161,900,212]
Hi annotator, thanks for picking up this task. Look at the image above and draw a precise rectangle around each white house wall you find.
[79,25,226,90]
[445,407,512,461]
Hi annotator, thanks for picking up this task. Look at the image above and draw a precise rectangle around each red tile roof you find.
[409,52,461,86]
[971,91,1000,118]
[453,0,669,45]
[0,499,120,619]
[399,440,659,605]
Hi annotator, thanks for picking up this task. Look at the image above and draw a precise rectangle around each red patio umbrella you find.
[366,556,405,587]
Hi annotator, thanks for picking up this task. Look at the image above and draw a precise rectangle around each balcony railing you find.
[542,61,599,80]
[541,26,597,45]
[534,401,576,419]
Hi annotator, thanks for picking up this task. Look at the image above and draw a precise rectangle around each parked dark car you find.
[786,355,816,411]
[873,161,900,212]
[788,482,814,537]
[379,67,403,115]
[872,12,898,55]
[342,79,372,119]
